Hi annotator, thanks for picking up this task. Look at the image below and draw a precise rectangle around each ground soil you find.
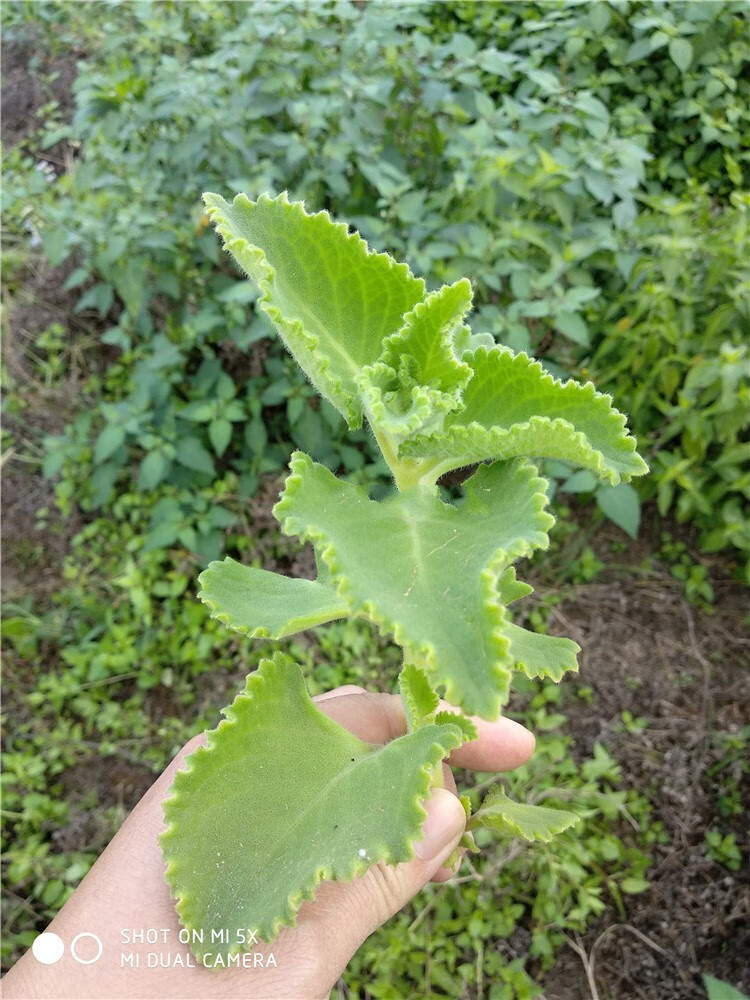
[535,528,750,1000]
[2,28,89,597]
[1,26,79,157]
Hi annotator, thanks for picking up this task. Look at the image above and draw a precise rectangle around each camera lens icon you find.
[71,932,103,964]
[32,933,64,965]
[31,931,103,965]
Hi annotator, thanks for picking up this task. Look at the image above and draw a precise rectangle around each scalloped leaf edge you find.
[203,191,425,428]
[468,787,581,843]
[161,652,465,954]
[197,557,351,639]
[401,346,648,485]
[274,452,555,718]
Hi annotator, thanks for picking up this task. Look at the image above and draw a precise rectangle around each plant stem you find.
[372,426,442,491]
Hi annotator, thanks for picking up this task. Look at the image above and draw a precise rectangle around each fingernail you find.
[414,789,465,861]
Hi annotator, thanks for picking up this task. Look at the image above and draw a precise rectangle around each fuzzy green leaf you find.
[273,452,554,718]
[203,192,425,427]
[398,668,478,740]
[702,975,749,1000]
[380,278,474,392]
[356,361,456,443]
[468,787,580,842]
[399,664,440,729]
[161,653,463,956]
[497,566,534,605]
[401,347,648,485]
[198,558,349,638]
[505,623,580,682]
[433,711,478,743]
[455,793,479,858]
[357,280,474,442]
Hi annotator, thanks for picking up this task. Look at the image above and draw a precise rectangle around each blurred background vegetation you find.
[1,2,748,998]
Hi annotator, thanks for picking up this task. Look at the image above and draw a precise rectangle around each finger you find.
[442,763,458,797]
[447,713,535,771]
[317,691,535,772]
[431,859,460,883]
[431,764,461,883]
[314,684,366,702]
[296,787,466,993]
[315,690,405,744]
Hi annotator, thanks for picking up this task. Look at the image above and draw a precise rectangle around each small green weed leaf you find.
[209,417,232,456]
[468,787,580,842]
[669,37,693,72]
[555,310,590,347]
[273,452,553,718]
[620,877,651,894]
[703,974,750,1000]
[143,521,179,553]
[161,653,463,954]
[138,450,169,490]
[198,558,349,638]
[203,192,425,427]
[560,469,598,493]
[94,424,125,464]
[596,482,641,538]
[402,347,647,486]
[505,622,580,683]
[399,664,440,729]
[176,436,215,476]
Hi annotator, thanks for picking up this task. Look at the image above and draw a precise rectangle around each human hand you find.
[2,684,534,999]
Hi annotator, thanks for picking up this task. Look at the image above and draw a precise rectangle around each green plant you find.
[708,726,749,819]
[703,973,750,1000]
[159,194,647,959]
[660,533,717,609]
[594,188,750,578]
[344,683,660,995]
[5,2,747,986]
[8,0,745,559]
[704,829,742,872]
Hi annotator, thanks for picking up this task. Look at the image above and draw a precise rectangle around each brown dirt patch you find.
[1,21,87,603]
[1,255,99,601]
[534,528,750,1000]
[54,758,156,854]
[1,29,78,159]
[233,471,317,581]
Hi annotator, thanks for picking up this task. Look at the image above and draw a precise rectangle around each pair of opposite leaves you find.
[161,193,646,960]
[198,191,646,721]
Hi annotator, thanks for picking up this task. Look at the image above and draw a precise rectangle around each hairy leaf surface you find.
[357,280,474,441]
[504,623,580,683]
[274,452,554,718]
[161,653,463,956]
[198,558,349,637]
[401,347,648,484]
[203,191,425,427]
[380,278,474,392]
[399,664,440,729]
[468,787,580,842]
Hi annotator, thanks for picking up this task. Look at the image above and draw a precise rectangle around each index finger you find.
[314,689,535,773]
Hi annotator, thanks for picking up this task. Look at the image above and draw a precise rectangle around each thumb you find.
[297,788,466,990]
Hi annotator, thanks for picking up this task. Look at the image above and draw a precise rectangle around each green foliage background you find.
[2,1,748,996]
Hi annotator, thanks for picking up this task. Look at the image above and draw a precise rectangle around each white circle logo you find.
[32,932,64,965]
[70,932,103,965]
